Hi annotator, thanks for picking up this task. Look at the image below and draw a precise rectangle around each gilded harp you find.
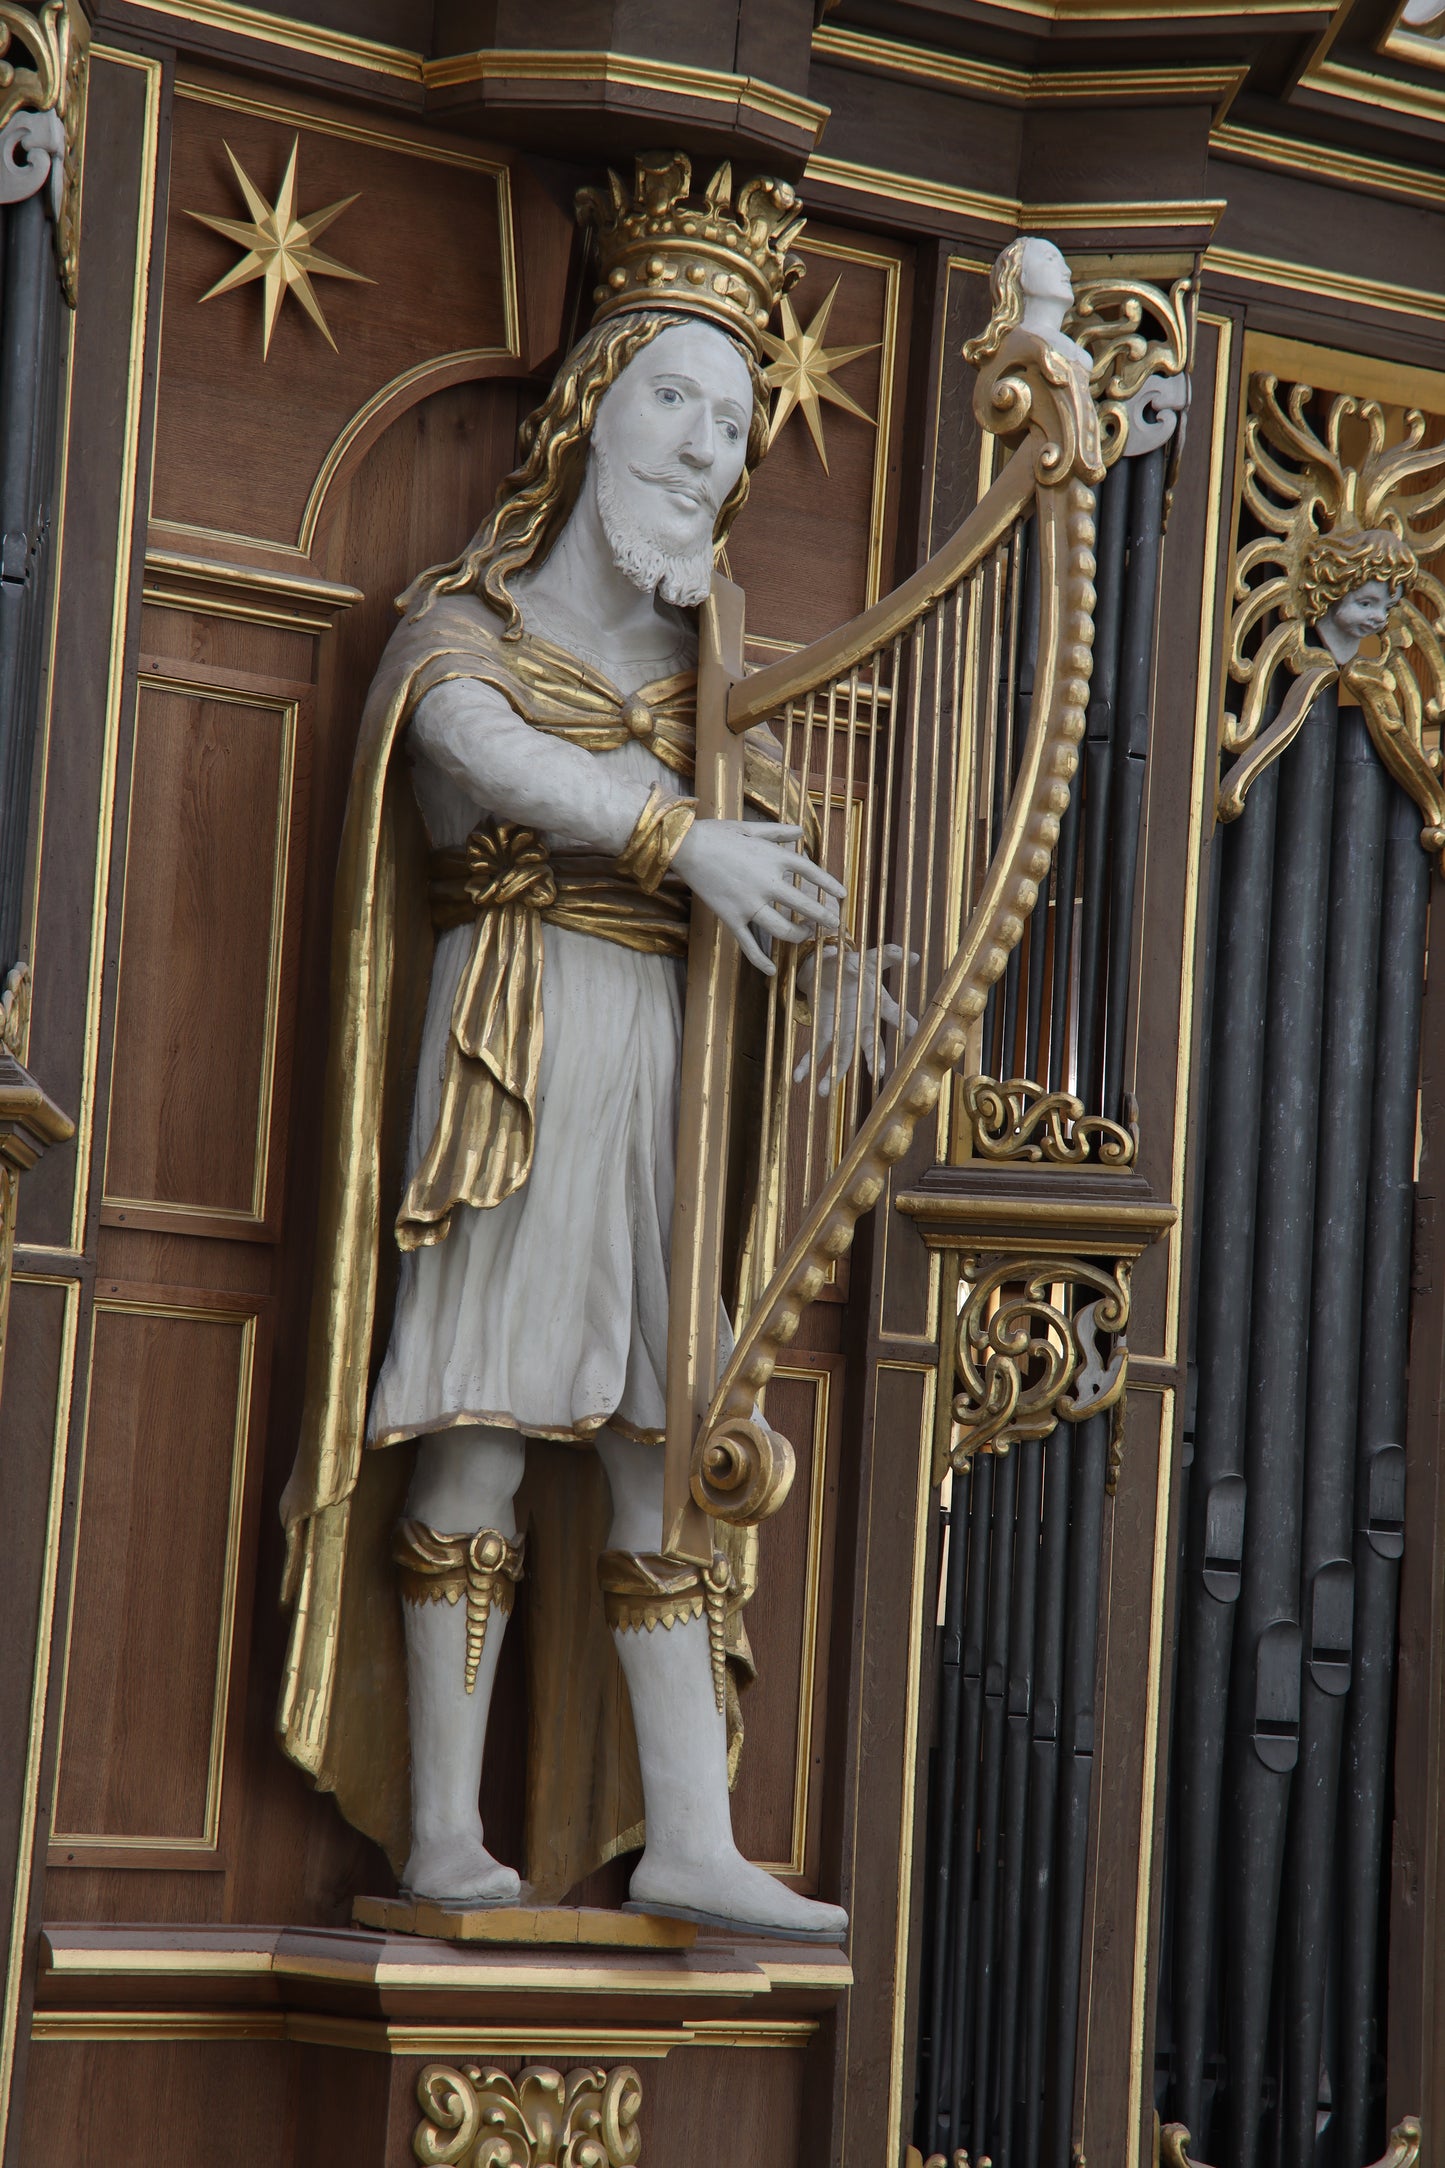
[663,320,1107,1563]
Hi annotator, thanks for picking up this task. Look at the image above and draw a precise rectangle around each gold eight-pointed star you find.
[188,137,371,359]
[759,276,879,474]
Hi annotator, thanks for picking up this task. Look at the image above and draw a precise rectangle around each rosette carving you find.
[412,2062,643,2168]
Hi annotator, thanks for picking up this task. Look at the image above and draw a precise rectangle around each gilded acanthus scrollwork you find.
[1067,272,1195,465]
[0,0,85,302]
[961,1073,1137,1167]
[1218,373,1445,857]
[949,1253,1131,1471]
[412,2062,643,2168]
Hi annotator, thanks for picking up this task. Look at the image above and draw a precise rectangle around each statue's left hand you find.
[793,944,918,1096]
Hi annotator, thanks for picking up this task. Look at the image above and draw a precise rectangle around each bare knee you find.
[596,1429,665,1554]
[406,1424,526,1535]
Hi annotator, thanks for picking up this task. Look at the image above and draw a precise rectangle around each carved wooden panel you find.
[103,677,307,1237]
[51,1299,258,1852]
[725,221,914,653]
[152,79,520,549]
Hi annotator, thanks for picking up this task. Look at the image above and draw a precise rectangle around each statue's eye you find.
[721,419,740,443]
[656,386,682,406]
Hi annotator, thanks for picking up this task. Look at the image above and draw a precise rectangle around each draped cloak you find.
[276,578,803,1898]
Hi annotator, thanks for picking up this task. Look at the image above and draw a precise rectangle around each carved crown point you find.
[576,150,806,353]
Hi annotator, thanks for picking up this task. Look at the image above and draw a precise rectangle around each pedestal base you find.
[350,1895,696,1948]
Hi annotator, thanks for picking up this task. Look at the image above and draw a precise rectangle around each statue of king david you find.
[275,155,897,1942]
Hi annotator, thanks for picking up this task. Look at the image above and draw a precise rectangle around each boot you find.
[396,1521,523,1906]
[603,1554,847,1942]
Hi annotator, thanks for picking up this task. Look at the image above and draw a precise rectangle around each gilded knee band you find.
[393,1520,525,1694]
[597,1549,734,1716]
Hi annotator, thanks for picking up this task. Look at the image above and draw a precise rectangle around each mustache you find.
[628,460,720,512]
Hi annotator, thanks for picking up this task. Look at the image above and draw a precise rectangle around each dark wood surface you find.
[10,3,1445,2158]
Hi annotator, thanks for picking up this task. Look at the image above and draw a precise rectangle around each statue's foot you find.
[625,1848,847,1943]
[400,1832,521,1909]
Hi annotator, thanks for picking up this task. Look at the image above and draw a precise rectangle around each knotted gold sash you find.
[397,818,689,1251]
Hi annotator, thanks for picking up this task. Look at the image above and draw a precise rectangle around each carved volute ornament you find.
[0,0,86,301]
[412,2063,643,2168]
[1218,373,1445,858]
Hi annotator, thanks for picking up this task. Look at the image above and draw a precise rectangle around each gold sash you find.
[397,818,689,1251]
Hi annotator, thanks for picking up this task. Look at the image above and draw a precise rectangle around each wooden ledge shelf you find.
[35,1924,853,2049]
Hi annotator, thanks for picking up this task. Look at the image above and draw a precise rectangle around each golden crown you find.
[576,152,806,351]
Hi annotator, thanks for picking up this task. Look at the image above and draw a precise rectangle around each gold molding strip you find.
[64,47,162,1256]
[39,1927,852,2000]
[973,0,1326,14]
[30,2008,819,2053]
[128,1,841,151]
[1387,25,1445,73]
[174,79,510,172]
[895,1188,1178,1255]
[117,0,420,77]
[1209,119,1445,213]
[1205,243,1445,326]
[422,48,828,145]
[803,154,1226,238]
[813,23,1244,115]
[0,1280,79,2159]
[1301,52,1445,128]
[141,549,362,632]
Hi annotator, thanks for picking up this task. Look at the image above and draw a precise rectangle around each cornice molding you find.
[95,7,830,152]
[1298,51,1445,125]
[1209,119,1445,211]
[1205,242,1445,325]
[811,23,1244,117]
[804,152,1225,239]
[423,48,828,149]
[937,0,1329,19]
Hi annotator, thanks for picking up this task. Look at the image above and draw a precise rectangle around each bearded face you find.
[587,319,754,608]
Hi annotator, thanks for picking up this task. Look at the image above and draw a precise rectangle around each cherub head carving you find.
[1299,526,1417,665]
[1224,375,1445,756]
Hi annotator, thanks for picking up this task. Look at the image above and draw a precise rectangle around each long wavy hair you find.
[962,239,1028,368]
[405,309,771,636]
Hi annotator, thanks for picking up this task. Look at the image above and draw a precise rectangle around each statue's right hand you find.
[672,818,844,977]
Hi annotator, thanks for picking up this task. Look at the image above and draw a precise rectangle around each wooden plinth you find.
[350,1895,697,1948]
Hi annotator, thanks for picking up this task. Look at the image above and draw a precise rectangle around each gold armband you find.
[394,1520,526,1694]
[616,785,698,895]
[598,1549,734,1715]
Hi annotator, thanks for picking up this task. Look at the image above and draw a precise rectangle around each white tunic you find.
[367,660,692,1451]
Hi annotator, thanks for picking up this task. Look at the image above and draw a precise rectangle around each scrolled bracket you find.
[689,1412,795,1525]
[950,1252,1131,1474]
[962,1073,1137,1167]
[412,2061,644,2168]
[1068,273,1197,468]
[0,1,85,302]
[973,324,1105,488]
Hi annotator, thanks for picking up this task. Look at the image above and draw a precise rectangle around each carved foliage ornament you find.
[1219,373,1445,860]
[961,1073,1137,1167]
[950,1253,1131,1471]
[413,2062,643,2168]
[1067,271,1196,467]
[0,0,84,303]
[1159,2118,1420,2168]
